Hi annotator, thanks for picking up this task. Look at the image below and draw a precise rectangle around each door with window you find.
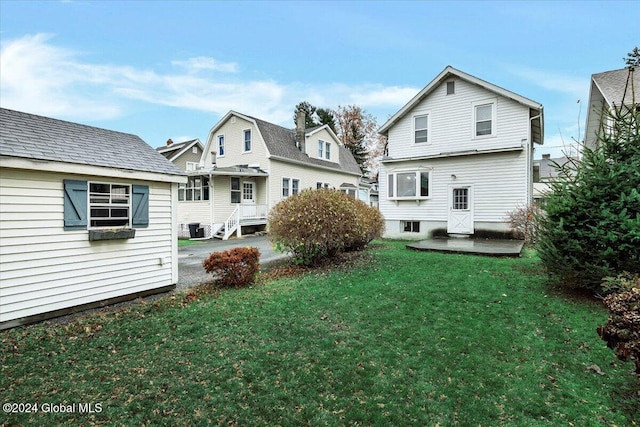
[242,181,257,218]
[447,185,474,234]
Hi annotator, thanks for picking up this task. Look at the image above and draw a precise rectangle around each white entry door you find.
[242,181,257,217]
[447,185,474,234]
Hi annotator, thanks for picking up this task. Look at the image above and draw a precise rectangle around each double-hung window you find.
[325,142,330,160]
[230,177,241,203]
[282,178,290,197]
[473,100,496,137]
[243,129,252,152]
[218,135,225,156]
[282,178,300,197]
[414,114,429,144]
[318,140,331,160]
[387,170,431,200]
[89,183,130,228]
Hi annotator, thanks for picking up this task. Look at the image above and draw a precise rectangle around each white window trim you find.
[230,177,242,204]
[185,161,199,171]
[179,176,209,202]
[243,129,252,153]
[401,220,420,233]
[217,134,225,157]
[412,111,431,144]
[88,181,131,229]
[325,141,331,160]
[318,140,324,158]
[387,169,432,201]
[282,177,300,197]
[472,99,497,139]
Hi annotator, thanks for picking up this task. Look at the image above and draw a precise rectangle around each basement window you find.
[402,221,420,233]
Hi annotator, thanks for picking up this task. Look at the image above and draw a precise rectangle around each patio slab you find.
[407,237,524,257]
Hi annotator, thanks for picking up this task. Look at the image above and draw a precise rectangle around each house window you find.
[318,140,331,160]
[318,141,323,158]
[414,114,429,144]
[341,187,356,197]
[402,221,420,233]
[89,183,131,228]
[230,177,241,203]
[282,178,300,197]
[243,129,252,152]
[387,171,430,199]
[218,135,225,156]
[185,162,198,171]
[316,182,330,189]
[325,142,331,160]
[452,188,469,210]
[446,81,455,95]
[178,176,210,201]
[192,146,198,154]
[474,101,496,137]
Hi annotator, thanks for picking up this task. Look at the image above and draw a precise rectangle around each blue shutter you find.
[64,180,88,230]
[132,185,149,228]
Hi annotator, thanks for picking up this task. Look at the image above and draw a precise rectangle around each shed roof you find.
[0,108,184,176]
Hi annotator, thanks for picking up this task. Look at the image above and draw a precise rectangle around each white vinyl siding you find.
[202,116,268,168]
[0,169,177,325]
[386,79,528,159]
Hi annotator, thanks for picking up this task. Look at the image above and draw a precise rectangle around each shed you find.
[0,108,187,329]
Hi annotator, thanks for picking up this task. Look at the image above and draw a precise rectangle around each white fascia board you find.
[1,157,188,183]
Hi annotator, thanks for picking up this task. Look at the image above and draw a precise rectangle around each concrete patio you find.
[406,237,524,257]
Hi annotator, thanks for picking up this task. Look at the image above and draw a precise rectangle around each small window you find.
[89,183,131,228]
[243,129,252,152]
[192,146,198,154]
[402,221,420,233]
[282,178,290,197]
[292,179,299,195]
[316,182,330,189]
[446,81,455,95]
[218,135,225,156]
[185,162,198,171]
[283,178,300,197]
[230,177,241,203]
[414,114,429,144]
[318,141,324,158]
[325,142,330,160]
[179,176,209,201]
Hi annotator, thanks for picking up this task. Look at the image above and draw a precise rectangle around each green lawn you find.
[2,241,638,426]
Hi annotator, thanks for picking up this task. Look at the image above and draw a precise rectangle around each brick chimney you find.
[296,111,306,153]
[166,138,174,146]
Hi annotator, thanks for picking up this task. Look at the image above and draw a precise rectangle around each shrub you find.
[268,189,384,266]
[507,204,543,245]
[597,274,640,380]
[202,247,260,288]
[537,91,640,292]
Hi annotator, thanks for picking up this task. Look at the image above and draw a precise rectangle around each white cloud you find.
[0,34,414,126]
[171,57,238,73]
[508,66,589,99]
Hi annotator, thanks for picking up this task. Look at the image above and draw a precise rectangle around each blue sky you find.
[1,1,638,159]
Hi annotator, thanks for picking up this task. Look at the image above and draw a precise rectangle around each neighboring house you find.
[156,138,204,171]
[176,110,362,239]
[0,108,186,329]
[533,154,575,203]
[584,68,640,150]
[378,66,544,239]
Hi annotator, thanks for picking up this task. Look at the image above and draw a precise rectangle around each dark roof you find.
[0,108,184,176]
[592,68,640,107]
[249,115,362,175]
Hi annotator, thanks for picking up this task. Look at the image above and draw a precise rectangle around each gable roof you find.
[207,111,362,176]
[591,68,640,107]
[0,108,184,177]
[379,66,544,143]
[156,138,203,162]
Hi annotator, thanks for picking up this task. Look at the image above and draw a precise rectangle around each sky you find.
[1,1,638,159]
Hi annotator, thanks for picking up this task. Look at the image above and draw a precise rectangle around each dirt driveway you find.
[178,235,289,289]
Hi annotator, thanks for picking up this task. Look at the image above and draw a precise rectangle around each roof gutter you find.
[381,145,524,163]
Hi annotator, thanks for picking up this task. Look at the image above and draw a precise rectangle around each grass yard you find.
[1,240,638,426]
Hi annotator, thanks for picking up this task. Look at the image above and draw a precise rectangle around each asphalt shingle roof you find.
[592,68,640,107]
[249,115,362,175]
[0,108,184,176]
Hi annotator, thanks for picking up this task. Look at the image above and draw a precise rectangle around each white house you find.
[584,68,640,150]
[378,66,544,239]
[176,110,362,239]
[0,108,187,329]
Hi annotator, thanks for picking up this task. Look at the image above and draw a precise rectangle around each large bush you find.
[268,189,384,265]
[507,204,543,246]
[537,95,640,292]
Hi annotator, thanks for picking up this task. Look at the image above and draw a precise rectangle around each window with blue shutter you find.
[64,179,88,230]
[132,185,149,228]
